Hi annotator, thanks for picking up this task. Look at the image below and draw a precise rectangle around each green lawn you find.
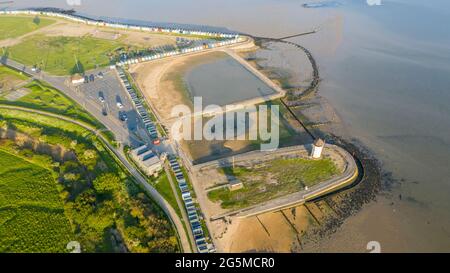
[0,149,73,252]
[208,157,339,209]
[8,35,123,75]
[0,64,28,91]
[154,172,182,217]
[0,65,28,82]
[0,80,99,126]
[0,74,114,142]
[0,16,55,40]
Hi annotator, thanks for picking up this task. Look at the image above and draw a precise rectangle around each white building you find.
[229,180,244,191]
[71,74,85,85]
[311,138,325,159]
[131,145,163,177]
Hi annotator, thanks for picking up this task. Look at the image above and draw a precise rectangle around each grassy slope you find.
[208,157,339,209]
[0,16,55,40]
[0,149,72,252]
[0,65,29,90]
[0,108,90,135]
[0,80,99,127]
[8,35,123,75]
[0,65,28,81]
[0,65,114,142]
[154,172,182,217]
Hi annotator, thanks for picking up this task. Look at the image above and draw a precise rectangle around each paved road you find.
[0,104,192,253]
[79,68,139,136]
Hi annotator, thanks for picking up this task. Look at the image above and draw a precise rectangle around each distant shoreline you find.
[2,8,239,36]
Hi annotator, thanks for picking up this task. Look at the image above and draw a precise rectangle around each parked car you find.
[116,102,124,109]
[98,91,105,103]
[119,112,128,122]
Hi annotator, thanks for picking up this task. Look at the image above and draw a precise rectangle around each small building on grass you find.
[229,179,244,191]
[71,74,85,85]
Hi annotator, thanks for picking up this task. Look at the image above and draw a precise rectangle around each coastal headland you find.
[0,9,376,253]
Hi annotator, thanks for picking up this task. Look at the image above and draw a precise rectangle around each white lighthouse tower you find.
[311,138,325,159]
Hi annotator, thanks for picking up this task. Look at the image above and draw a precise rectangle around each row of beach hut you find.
[168,157,214,253]
[116,38,242,66]
[1,9,239,39]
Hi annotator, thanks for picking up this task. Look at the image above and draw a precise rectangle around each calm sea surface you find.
[12,0,450,251]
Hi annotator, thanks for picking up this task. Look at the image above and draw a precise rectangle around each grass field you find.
[0,149,73,252]
[208,157,339,209]
[8,35,123,75]
[0,16,55,40]
[0,80,100,126]
[0,64,28,82]
[0,67,114,142]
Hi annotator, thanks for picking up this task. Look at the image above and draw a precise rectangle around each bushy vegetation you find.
[0,112,179,252]
[8,35,123,75]
[208,157,339,209]
[0,16,55,40]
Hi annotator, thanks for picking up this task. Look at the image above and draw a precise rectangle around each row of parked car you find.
[168,157,214,253]
[116,68,159,143]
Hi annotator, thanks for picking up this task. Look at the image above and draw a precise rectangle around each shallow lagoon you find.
[184,55,276,106]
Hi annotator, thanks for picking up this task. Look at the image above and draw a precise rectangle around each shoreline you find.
[2,9,382,252]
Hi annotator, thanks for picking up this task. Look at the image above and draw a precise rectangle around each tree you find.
[93,173,121,194]
[70,60,85,75]
[33,16,41,25]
